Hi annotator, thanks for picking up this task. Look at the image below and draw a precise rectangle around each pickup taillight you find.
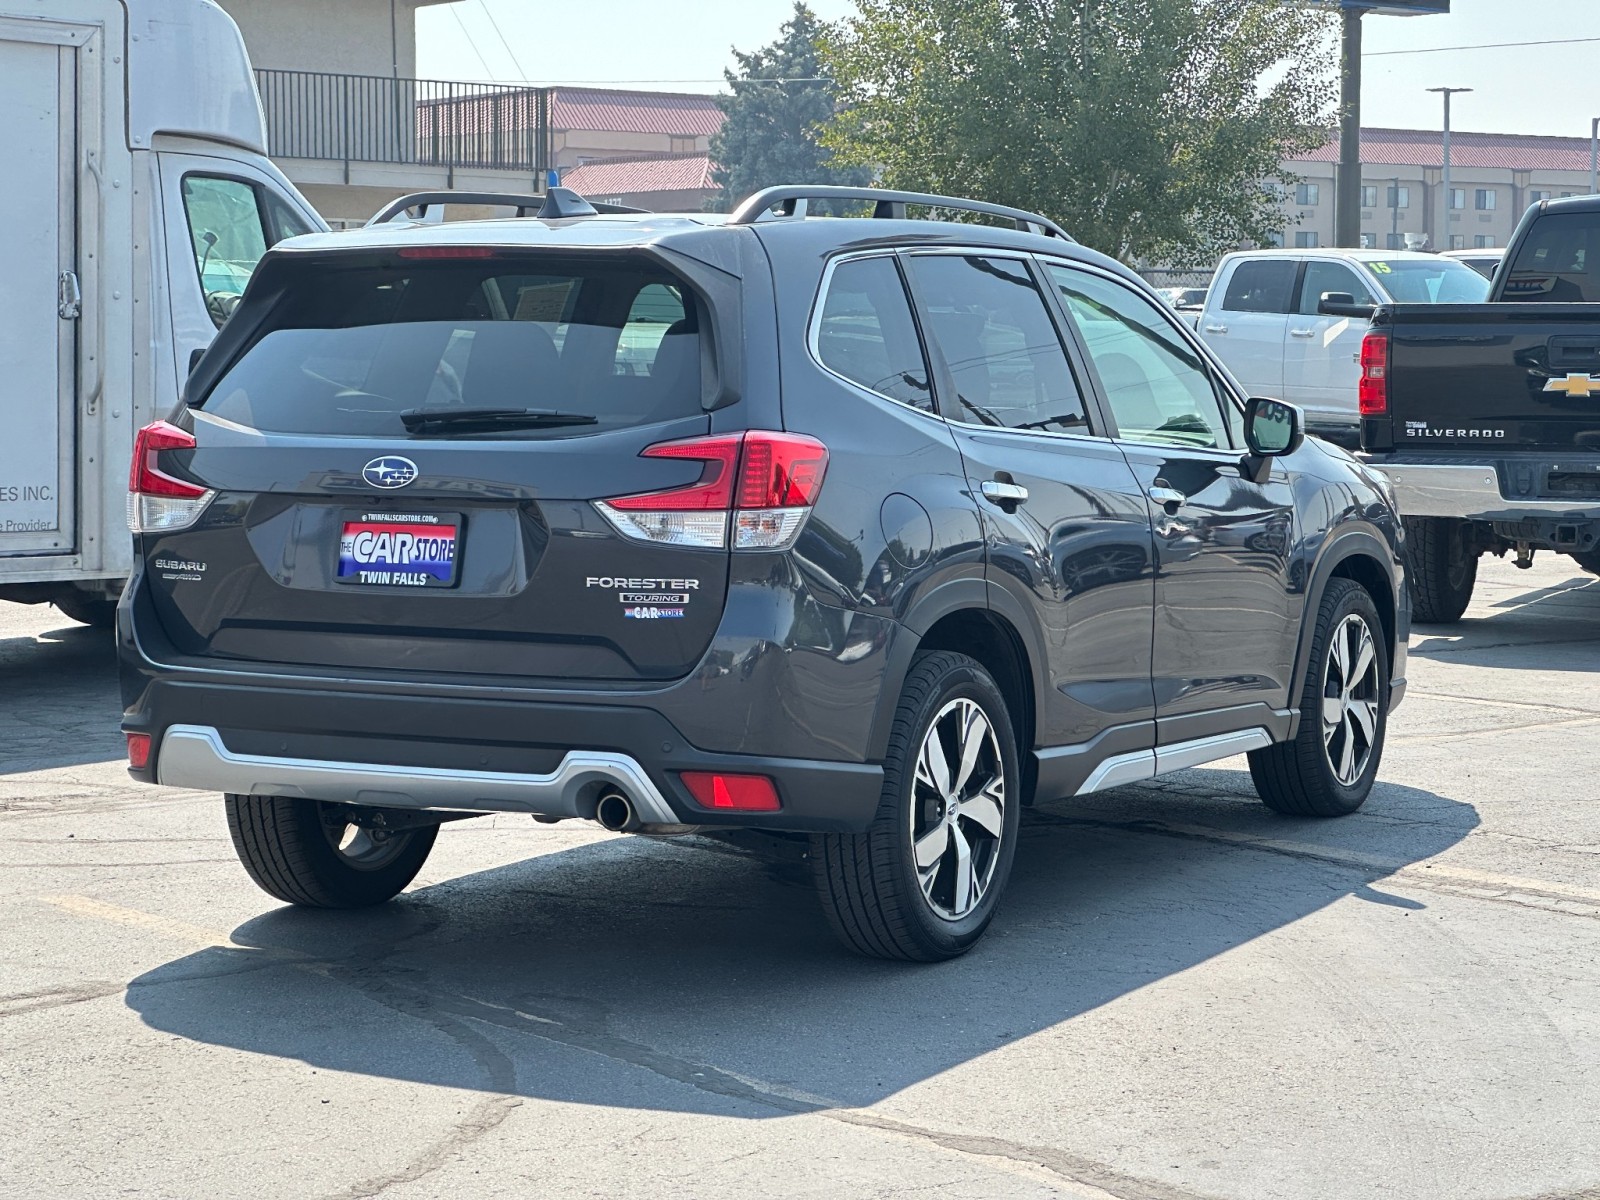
[1358,331,1390,416]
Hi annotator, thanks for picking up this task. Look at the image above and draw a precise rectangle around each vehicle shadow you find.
[1410,567,1600,671]
[0,617,122,773]
[125,772,1476,1116]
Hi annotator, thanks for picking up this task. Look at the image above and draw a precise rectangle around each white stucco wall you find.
[215,0,459,78]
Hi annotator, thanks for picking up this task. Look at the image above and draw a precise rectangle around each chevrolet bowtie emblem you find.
[1544,373,1600,398]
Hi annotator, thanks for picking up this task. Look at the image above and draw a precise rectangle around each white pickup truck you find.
[1196,248,1489,443]
[0,0,323,625]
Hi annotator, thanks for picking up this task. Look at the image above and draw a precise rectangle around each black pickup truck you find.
[1358,195,1600,621]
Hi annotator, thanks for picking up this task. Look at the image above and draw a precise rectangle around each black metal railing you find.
[255,69,552,174]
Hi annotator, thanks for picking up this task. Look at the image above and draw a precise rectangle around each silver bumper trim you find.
[1368,462,1600,520]
[155,724,679,824]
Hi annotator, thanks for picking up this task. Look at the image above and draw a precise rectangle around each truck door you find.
[156,153,321,390]
[0,27,78,555]
[1199,258,1296,403]
[1282,259,1375,429]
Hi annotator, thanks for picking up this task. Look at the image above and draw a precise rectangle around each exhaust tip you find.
[594,790,636,832]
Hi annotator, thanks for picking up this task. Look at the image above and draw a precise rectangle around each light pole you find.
[1428,87,1472,252]
[1591,116,1599,194]
[1391,175,1401,249]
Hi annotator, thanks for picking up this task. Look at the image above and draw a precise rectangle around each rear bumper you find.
[1362,458,1600,523]
[123,676,887,834]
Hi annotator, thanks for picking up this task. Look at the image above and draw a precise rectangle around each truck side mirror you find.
[1241,396,1304,483]
[1317,291,1377,319]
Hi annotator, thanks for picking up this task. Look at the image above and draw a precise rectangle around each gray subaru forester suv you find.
[120,186,1407,961]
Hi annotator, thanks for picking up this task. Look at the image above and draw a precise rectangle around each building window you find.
[1474,235,1495,249]
[1294,231,1320,248]
[1360,185,1378,208]
[1265,231,1285,248]
[1295,183,1320,206]
[1359,233,1374,249]
[1530,190,1553,203]
[1386,233,1405,250]
[1449,189,1467,210]
[1475,189,1497,211]
[1562,191,1578,198]
[1387,185,1410,209]
[1449,235,1467,250]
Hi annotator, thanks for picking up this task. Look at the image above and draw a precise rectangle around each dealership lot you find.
[5,554,1600,1200]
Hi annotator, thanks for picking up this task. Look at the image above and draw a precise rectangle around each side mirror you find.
[1241,396,1304,483]
[1317,291,1377,319]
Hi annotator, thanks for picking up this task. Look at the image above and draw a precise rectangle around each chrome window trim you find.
[805,250,942,418]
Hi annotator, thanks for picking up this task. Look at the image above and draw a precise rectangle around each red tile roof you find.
[1291,127,1596,172]
[560,154,716,196]
[549,88,724,138]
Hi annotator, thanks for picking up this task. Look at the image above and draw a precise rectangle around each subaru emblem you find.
[362,456,418,490]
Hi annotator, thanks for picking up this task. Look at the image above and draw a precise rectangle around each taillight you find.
[1358,331,1390,416]
[128,420,214,534]
[680,771,782,812]
[125,733,151,770]
[595,431,828,551]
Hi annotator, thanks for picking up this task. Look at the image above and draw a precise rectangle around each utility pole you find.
[1391,175,1400,249]
[1591,116,1599,194]
[1429,87,1471,252]
[1335,6,1364,248]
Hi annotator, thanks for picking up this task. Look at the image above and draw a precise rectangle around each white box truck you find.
[0,0,324,624]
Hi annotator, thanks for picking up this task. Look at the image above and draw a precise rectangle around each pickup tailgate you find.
[1365,304,1600,452]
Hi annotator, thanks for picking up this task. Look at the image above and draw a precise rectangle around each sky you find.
[416,0,1600,141]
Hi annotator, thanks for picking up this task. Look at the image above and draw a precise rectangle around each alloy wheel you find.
[1322,613,1381,787]
[909,698,1006,921]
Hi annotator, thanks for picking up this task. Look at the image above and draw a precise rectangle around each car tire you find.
[811,651,1021,962]
[224,795,437,908]
[52,592,117,629]
[1406,516,1476,624]
[1249,578,1387,818]
[1571,551,1600,578]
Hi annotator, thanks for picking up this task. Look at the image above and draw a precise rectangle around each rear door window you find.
[1220,260,1297,314]
[814,256,934,410]
[904,253,1090,434]
[199,257,703,438]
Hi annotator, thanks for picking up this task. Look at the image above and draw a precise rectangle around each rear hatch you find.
[136,248,736,684]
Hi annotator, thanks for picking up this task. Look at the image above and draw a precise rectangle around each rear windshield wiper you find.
[399,407,599,434]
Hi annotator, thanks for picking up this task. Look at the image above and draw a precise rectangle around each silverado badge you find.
[1543,373,1600,399]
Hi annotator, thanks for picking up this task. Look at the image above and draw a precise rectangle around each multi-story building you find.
[1278,127,1597,251]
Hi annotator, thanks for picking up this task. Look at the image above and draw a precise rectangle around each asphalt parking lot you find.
[4,555,1600,1200]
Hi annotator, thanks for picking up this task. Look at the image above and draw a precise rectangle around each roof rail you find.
[366,189,647,227]
[727,185,1074,242]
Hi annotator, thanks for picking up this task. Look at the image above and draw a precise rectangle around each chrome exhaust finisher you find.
[154,724,680,825]
[594,789,637,832]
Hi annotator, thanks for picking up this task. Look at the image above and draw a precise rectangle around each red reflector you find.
[126,733,152,770]
[737,432,828,509]
[130,420,207,499]
[606,435,742,511]
[1358,331,1390,417]
[395,245,500,259]
[680,771,782,812]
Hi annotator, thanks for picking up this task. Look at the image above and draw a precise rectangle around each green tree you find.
[709,2,872,212]
[821,0,1333,263]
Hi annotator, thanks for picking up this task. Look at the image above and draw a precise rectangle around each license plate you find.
[337,511,460,588]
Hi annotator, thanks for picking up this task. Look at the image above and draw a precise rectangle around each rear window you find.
[198,257,703,437]
[1503,213,1600,302]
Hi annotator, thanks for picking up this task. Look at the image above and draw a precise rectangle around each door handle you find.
[1147,484,1187,509]
[981,480,1029,506]
[1203,323,1228,334]
[1289,328,1316,338]
[57,270,82,321]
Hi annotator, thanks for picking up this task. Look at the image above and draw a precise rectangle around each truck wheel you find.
[1250,578,1387,818]
[1406,517,1477,624]
[811,651,1021,962]
[52,592,117,629]
[224,795,437,908]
